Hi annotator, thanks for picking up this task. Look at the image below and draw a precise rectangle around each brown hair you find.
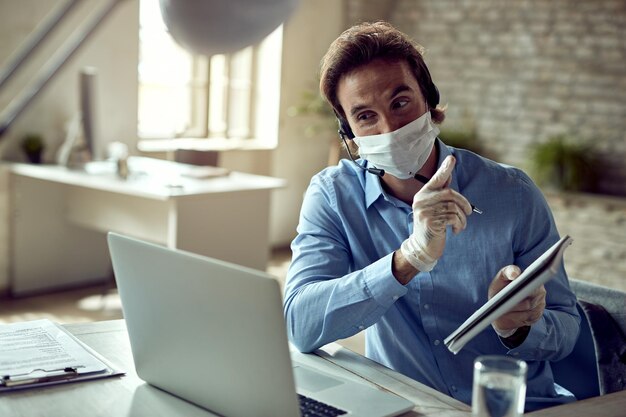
[319,21,445,124]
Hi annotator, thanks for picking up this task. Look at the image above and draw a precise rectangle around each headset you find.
[336,60,440,180]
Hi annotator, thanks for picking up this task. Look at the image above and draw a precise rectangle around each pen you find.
[414,173,483,215]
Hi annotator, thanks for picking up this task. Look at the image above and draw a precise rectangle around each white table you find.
[2,320,623,416]
[6,158,285,295]
[0,320,471,417]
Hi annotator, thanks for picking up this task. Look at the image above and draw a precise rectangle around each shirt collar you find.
[363,138,459,209]
[364,162,386,208]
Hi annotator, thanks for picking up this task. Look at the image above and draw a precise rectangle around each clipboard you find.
[0,319,124,392]
[444,234,573,354]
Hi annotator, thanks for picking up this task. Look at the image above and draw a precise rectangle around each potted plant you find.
[530,134,597,193]
[288,89,345,165]
[21,133,45,164]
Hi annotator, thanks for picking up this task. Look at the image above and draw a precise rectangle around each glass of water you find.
[472,355,527,417]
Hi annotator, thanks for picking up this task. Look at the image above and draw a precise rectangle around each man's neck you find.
[380,145,439,205]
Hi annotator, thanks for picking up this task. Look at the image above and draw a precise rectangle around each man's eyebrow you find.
[349,104,367,118]
[388,84,412,99]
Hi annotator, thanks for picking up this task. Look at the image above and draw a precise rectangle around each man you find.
[283,21,580,411]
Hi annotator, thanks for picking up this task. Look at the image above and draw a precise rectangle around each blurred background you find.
[0,0,624,330]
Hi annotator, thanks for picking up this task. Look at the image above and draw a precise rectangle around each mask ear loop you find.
[335,112,385,177]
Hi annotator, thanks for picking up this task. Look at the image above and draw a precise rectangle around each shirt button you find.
[392,295,399,301]
[512,352,519,356]
[434,339,440,346]
[451,385,457,392]
[358,325,365,330]
[424,304,430,310]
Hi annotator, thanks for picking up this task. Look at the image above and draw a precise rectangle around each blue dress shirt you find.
[284,140,580,411]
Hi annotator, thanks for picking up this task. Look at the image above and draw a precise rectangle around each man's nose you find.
[378,115,401,134]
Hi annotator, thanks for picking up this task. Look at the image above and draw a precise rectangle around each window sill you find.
[137,137,277,153]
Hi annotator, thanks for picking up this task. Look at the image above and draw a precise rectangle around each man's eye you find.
[392,99,409,109]
[357,112,374,121]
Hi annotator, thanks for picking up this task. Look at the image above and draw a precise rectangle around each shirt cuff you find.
[362,252,409,308]
[493,325,518,339]
[503,318,547,358]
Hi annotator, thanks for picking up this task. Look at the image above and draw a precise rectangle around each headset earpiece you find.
[338,118,354,140]
[334,111,355,140]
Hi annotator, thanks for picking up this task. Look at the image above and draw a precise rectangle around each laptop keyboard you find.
[298,394,347,416]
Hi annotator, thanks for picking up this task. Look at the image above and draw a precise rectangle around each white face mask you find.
[353,111,440,179]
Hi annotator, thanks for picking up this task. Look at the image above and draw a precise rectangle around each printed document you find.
[0,319,120,390]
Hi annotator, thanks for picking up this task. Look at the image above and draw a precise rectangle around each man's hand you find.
[489,265,546,338]
[399,155,473,274]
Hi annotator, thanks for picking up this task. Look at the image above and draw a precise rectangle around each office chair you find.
[551,279,626,400]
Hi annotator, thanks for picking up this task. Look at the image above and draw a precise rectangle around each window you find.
[137,1,283,146]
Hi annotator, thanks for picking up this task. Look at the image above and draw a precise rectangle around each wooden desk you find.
[526,390,626,417]
[5,159,285,295]
[1,320,624,417]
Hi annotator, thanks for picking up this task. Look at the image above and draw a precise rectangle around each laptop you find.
[107,232,413,417]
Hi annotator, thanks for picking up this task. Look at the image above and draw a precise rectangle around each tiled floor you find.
[0,284,123,325]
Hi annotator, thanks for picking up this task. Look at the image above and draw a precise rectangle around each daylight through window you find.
[138,1,283,145]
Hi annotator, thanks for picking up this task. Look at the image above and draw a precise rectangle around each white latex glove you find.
[400,155,473,271]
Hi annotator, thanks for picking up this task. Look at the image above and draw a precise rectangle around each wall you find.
[346,0,626,287]
[268,0,346,246]
[0,1,622,292]
[0,0,139,161]
[0,0,139,291]
[349,0,626,196]
[0,166,8,292]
